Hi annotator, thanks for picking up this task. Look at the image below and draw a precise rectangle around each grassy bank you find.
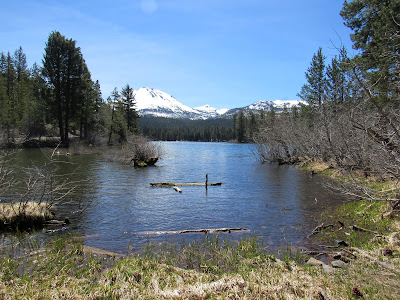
[0,202,54,231]
[0,223,399,299]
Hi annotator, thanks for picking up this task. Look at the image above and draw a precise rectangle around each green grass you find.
[315,198,395,250]
[0,227,399,299]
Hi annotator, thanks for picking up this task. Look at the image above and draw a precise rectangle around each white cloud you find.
[140,0,158,14]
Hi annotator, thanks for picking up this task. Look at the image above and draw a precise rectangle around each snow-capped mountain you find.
[133,87,202,119]
[194,104,229,118]
[249,100,304,110]
[223,99,305,117]
[133,87,304,119]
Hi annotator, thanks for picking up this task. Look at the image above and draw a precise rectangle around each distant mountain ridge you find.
[222,99,305,117]
[133,87,304,120]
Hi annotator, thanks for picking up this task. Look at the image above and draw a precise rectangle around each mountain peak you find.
[133,87,304,119]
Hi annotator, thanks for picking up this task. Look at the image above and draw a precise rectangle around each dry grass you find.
[298,158,342,177]
[0,228,399,299]
[0,201,54,229]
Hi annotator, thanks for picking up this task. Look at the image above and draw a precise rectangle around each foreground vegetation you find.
[0,197,398,300]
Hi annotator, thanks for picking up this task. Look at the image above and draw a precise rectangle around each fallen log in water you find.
[179,228,248,234]
[150,182,222,187]
[136,228,249,236]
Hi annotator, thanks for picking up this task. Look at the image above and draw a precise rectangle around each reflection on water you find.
[9,142,344,253]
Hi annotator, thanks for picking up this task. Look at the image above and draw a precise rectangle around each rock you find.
[306,257,324,267]
[44,218,70,226]
[44,220,65,226]
[322,264,335,274]
[351,287,363,298]
[331,260,348,268]
[335,239,349,247]
[133,157,159,167]
[134,160,148,167]
[383,247,393,256]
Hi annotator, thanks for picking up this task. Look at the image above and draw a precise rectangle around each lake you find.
[9,142,344,254]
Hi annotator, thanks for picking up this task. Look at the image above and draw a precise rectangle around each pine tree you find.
[42,31,85,144]
[247,110,257,140]
[341,0,400,92]
[108,87,120,144]
[326,48,348,105]
[13,47,30,129]
[28,62,47,136]
[4,52,17,140]
[121,84,139,133]
[297,48,326,110]
[236,109,246,143]
[0,54,7,133]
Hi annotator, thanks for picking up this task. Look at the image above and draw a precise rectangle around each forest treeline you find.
[255,0,400,191]
[139,116,234,141]
[0,31,141,147]
[139,111,265,142]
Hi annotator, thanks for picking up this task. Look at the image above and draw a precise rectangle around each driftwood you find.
[150,182,222,187]
[307,223,334,238]
[351,225,379,235]
[351,247,398,273]
[173,186,182,193]
[179,228,248,234]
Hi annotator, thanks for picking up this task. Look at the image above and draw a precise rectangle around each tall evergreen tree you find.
[120,84,139,133]
[13,47,30,128]
[236,109,246,143]
[42,31,85,144]
[341,0,400,92]
[0,53,7,133]
[247,110,257,139]
[326,48,348,104]
[108,87,120,144]
[297,48,326,110]
[13,47,29,82]
[4,52,17,136]
[28,62,47,136]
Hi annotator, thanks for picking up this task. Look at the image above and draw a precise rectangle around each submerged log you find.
[150,182,222,187]
[179,228,248,234]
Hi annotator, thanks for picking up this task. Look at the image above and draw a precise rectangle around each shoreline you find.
[0,158,399,298]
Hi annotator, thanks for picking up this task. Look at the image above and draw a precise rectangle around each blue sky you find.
[1,0,354,109]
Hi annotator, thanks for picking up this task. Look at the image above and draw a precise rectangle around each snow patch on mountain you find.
[223,99,305,117]
[194,104,229,118]
[133,87,202,119]
[248,100,305,110]
[133,87,305,119]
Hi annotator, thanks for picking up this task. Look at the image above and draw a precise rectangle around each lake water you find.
[10,142,344,254]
